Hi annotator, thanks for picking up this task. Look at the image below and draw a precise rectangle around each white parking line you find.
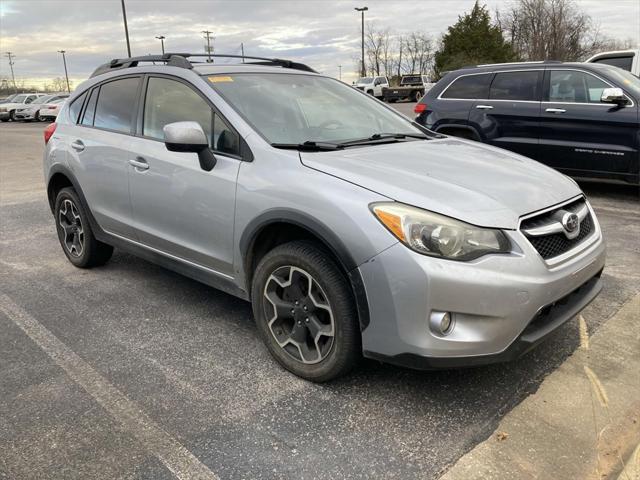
[0,294,219,480]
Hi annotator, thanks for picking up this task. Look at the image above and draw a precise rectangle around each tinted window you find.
[143,77,239,156]
[441,74,491,99]
[81,88,99,126]
[68,92,87,124]
[548,70,610,103]
[94,77,140,133]
[25,95,37,104]
[490,71,540,101]
[592,56,633,71]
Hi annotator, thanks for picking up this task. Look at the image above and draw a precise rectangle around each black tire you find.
[9,110,15,121]
[35,111,40,121]
[251,241,360,382]
[1,119,8,122]
[54,187,113,268]
[412,91,423,102]
[388,98,397,103]
[366,90,374,95]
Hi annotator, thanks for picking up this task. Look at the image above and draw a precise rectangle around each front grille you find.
[521,198,595,260]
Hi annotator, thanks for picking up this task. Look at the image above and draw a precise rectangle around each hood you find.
[300,138,581,229]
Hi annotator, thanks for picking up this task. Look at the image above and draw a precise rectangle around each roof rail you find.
[90,53,317,78]
[474,60,564,68]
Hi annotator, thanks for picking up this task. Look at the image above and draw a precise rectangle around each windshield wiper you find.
[271,141,344,151]
[338,132,428,146]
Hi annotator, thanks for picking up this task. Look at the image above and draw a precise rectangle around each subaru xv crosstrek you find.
[43,54,606,382]
[414,61,640,185]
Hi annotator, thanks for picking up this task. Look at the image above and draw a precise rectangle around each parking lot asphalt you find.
[1,120,639,480]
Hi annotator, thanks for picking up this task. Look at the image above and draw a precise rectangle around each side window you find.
[591,56,633,72]
[93,77,140,133]
[81,88,99,126]
[68,92,87,124]
[489,71,540,101]
[548,70,610,104]
[143,77,240,156]
[25,95,37,104]
[441,74,491,99]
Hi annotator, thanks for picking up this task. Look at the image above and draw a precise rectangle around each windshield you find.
[33,95,53,105]
[207,73,422,145]
[606,67,640,97]
[12,94,28,103]
[357,77,373,84]
[1,94,17,103]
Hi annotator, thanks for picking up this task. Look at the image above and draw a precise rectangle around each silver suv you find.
[43,54,606,381]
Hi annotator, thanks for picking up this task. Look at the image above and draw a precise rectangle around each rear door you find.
[539,68,638,179]
[469,70,542,159]
[69,76,141,239]
[431,72,493,132]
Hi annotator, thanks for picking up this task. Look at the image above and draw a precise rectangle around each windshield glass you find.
[33,95,53,105]
[1,94,17,103]
[607,67,640,97]
[357,77,373,84]
[207,73,422,145]
[12,94,28,103]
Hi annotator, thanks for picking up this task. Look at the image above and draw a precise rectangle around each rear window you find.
[401,76,422,85]
[489,71,540,101]
[591,56,634,72]
[93,77,140,133]
[441,74,491,99]
[68,92,87,123]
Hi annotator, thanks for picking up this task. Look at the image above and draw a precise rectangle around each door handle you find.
[545,108,566,114]
[129,157,149,171]
[71,140,85,152]
[475,105,493,110]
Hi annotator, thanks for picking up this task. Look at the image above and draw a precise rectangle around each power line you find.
[202,30,214,62]
[5,52,17,93]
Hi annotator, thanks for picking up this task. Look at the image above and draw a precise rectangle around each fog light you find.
[429,311,454,336]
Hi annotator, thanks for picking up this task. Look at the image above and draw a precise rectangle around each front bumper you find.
[14,111,36,120]
[358,223,606,368]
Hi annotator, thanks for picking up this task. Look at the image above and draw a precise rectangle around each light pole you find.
[202,30,213,62]
[5,52,17,93]
[121,0,132,57]
[57,50,71,93]
[355,6,368,78]
[155,35,166,54]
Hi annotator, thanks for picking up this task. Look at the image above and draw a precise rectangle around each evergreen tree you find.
[434,2,517,77]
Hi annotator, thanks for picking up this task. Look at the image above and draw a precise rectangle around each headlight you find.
[371,202,511,261]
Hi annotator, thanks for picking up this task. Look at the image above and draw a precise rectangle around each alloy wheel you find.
[58,199,84,257]
[263,266,335,364]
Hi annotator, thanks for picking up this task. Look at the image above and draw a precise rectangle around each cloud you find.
[1,0,638,88]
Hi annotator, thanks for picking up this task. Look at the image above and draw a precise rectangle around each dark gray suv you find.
[415,61,640,185]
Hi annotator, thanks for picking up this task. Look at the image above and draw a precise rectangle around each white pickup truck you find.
[353,76,389,98]
[586,49,640,77]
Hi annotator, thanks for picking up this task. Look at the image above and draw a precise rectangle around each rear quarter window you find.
[68,92,87,124]
[441,74,492,99]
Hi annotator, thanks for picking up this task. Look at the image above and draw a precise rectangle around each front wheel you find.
[54,187,113,268]
[251,241,360,382]
[9,110,16,121]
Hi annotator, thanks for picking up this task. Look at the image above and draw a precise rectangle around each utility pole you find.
[338,65,342,81]
[121,0,132,57]
[57,50,71,93]
[202,30,213,62]
[241,42,245,63]
[355,6,368,78]
[155,35,166,54]
[5,52,17,92]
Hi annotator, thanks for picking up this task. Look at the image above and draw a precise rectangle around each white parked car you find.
[354,76,389,98]
[39,98,66,121]
[14,93,69,121]
[586,49,640,77]
[0,93,48,121]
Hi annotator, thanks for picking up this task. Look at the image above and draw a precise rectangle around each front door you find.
[539,69,638,179]
[127,76,242,276]
[468,70,542,160]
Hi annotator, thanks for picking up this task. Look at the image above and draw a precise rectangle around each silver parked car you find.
[43,54,605,381]
[15,93,69,121]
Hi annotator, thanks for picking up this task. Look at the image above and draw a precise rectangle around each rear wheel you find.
[54,187,113,268]
[251,241,360,382]
[9,110,15,121]
[412,91,423,102]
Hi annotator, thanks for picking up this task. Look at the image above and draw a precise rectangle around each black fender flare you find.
[434,124,483,141]
[239,209,370,329]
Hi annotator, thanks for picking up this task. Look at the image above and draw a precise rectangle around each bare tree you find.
[50,77,69,92]
[364,25,386,76]
[498,0,616,61]
[402,32,434,76]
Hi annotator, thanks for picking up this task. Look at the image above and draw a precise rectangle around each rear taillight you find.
[414,103,427,114]
[44,123,57,144]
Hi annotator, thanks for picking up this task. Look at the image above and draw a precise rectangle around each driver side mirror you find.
[601,88,628,105]
[163,121,216,171]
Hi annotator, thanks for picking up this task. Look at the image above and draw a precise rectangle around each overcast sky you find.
[1,0,639,88]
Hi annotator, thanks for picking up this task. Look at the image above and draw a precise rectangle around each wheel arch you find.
[240,210,370,330]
